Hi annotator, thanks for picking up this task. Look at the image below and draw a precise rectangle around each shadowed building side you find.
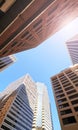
[0,0,78,57]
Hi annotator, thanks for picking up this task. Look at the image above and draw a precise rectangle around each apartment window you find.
[74,106,78,112]
[4,119,15,128]
[67,89,76,95]
[75,83,78,87]
[35,25,42,32]
[56,94,65,99]
[33,19,42,28]
[65,86,73,91]
[63,83,71,88]
[26,33,32,40]
[55,90,63,95]
[59,103,69,109]
[11,42,17,47]
[54,87,61,91]
[54,85,60,88]
[7,114,17,122]
[69,93,78,99]
[58,98,67,104]
[73,79,78,83]
[71,99,78,105]
[60,109,72,115]
[1,125,11,130]
[62,116,76,125]
[21,31,29,39]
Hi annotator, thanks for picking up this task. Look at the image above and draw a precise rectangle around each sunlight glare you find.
[62,17,78,39]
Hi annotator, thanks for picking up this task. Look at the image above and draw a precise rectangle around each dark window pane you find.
[69,94,78,99]
[1,125,10,130]
[59,103,69,109]
[60,109,72,115]
[71,99,78,105]
[62,116,76,125]
[74,106,78,112]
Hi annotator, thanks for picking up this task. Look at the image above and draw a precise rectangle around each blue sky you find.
[0,17,78,130]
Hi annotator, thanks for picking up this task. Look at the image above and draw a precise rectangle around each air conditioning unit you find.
[0,0,16,13]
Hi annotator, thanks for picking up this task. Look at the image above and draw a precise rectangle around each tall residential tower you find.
[32,82,52,130]
[51,64,78,130]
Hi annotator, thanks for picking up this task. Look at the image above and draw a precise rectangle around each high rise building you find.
[0,55,16,72]
[32,82,52,130]
[0,0,78,57]
[0,75,37,130]
[51,64,78,130]
[66,34,78,64]
[0,75,53,130]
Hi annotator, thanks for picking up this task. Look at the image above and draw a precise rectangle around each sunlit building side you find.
[32,82,53,130]
[66,34,78,64]
[0,75,53,130]
[51,64,78,130]
[0,75,37,130]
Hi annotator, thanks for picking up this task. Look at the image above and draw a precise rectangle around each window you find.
[59,103,69,109]
[65,86,73,91]
[56,94,65,99]
[54,87,61,91]
[55,90,63,95]
[67,89,76,95]
[58,98,67,104]
[11,42,17,47]
[4,119,15,128]
[71,99,78,105]
[1,125,11,130]
[21,31,29,39]
[74,106,78,112]
[75,83,78,87]
[60,109,72,115]
[62,116,76,125]
[69,93,78,99]
[33,19,42,28]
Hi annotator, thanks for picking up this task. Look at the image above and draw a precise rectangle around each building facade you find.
[0,75,53,130]
[66,34,78,64]
[32,82,52,130]
[51,64,78,130]
[0,55,16,72]
[0,75,37,130]
[0,0,78,57]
